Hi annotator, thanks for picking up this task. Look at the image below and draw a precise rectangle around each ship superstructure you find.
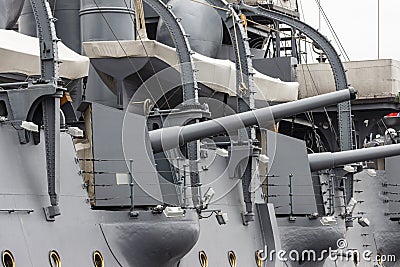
[0,0,399,267]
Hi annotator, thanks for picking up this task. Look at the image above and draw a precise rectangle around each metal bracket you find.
[227,144,252,178]
[206,0,256,220]
[43,205,61,222]
[30,0,62,219]
[241,211,255,226]
[206,0,255,111]
[145,0,203,205]
[144,0,198,104]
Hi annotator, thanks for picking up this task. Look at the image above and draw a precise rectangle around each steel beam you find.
[29,0,62,220]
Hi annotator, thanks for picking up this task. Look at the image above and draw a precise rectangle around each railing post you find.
[129,159,138,217]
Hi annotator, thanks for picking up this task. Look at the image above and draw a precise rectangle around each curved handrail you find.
[144,0,199,104]
[239,3,353,151]
[206,0,254,112]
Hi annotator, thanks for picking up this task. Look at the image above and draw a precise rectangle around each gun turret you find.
[308,144,400,171]
[149,88,356,153]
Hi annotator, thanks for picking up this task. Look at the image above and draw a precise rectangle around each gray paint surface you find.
[80,0,135,108]
[0,127,199,266]
[180,147,265,267]
[8,1,400,267]
[331,170,400,267]
[0,0,25,29]
[156,0,223,58]
[386,156,400,220]
[20,0,81,52]
[253,57,298,82]
[89,102,164,206]
[267,131,317,215]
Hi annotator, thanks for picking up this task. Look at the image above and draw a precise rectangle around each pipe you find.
[308,143,400,172]
[149,88,356,152]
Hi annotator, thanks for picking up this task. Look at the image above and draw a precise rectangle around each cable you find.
[189,0,229,12]
[99,225,124,267]
[313,0,350,61]
[52,0,57,16]
[121,0,172,109]
[90,0,160,109]
[246,18,315,45]
[232,13,246,94]
[300,51,340,148]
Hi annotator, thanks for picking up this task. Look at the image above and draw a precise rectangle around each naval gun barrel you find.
[149,89,356,153]
[308,144,400,172]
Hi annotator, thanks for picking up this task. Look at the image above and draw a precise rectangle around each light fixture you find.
[320,216,337,226]
[115,173,130,185]
[346,197,357,214]
[67,126,84,137]
[258,154,269,164]
[357,217,370,227]
[343,165,356,173]
[216,211,229,225]
[216,148,229,158]
[346,216,370,228]
[367,169,377,177]
[20,121,38,132]
[202,188,215,209]
[163,207,185,218]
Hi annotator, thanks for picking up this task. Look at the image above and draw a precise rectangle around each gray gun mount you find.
[309,143,400,171]
[149,88,356,152]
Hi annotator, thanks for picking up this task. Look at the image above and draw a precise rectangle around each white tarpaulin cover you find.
[83,40,299,102]
[0,29,89,79]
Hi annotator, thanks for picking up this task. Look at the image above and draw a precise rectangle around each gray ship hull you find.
[0,127,199,266]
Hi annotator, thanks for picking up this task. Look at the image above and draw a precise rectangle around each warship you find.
[1,0,400,266]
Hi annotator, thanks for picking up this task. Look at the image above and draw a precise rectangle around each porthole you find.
[198,251,208,267]
[377,250,383,266]
[255,250,263,267]
[228,251,237,267]
[353,250,359,266]
[49,250,61,267]
[93,251,104,267]
[0,101,7,117]
[2,250,15,267]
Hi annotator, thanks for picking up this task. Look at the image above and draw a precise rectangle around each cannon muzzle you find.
[308,144,400,171]
[149,88,356,153]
